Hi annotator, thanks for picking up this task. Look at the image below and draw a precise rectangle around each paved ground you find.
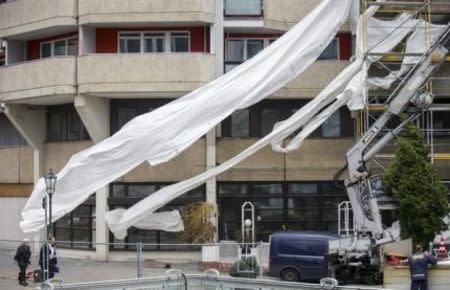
[0,248,205,290]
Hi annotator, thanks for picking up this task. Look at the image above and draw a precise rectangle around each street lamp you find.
[41,169,56,284]
[44,169,57,236]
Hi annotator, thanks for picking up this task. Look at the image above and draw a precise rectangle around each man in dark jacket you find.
[39,236,58,280]
[14,239,31,286]
[408,244,437,290]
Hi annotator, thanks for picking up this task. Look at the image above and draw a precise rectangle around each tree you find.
[384,121,449,246]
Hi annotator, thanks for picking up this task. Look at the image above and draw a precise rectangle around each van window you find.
[278,239,326,256]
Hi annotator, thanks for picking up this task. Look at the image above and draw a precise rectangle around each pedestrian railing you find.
[0,239,267,286]
[1,239,389,290]
[41,269,391,290]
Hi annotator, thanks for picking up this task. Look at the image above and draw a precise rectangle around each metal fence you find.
[1,239,390,290]
[41,270,391,290]
[0,239,270,289]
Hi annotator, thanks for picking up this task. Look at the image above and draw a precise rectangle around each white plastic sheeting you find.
[368,21,447,89]
[106,210,184,232]
[21,0,354,233]
[106,12,439,238]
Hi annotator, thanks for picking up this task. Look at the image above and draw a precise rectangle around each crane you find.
[329,23,450,284]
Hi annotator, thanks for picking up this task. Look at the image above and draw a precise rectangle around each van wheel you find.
[281,268,300,282]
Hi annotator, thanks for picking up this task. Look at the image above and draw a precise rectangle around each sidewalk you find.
[0,248,203,290]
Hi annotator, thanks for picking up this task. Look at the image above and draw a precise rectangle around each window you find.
[109,183,205,249]
[231,109,250,137]
[0,114,24,148]
[225,38,274,72]
[53,199,95,249]
[225,40,244,62]
[67,38,79,55]
[119,33,141,53]
[119,32,190,53]
[218,182,347,241]
[144,33,165,53]
[381,103,450,137]
[288,183,319,195]
[224,0,262,16]
[278,239,326,256]
[319,38,339,60]
[40,37,78,58]
[322,110,341,137]
[41,43,51,58]
[221,100,354,138]
[46,105,90,142]
[261,108,281,136]
[111,99,171,133]
[54,40,66,56]
[312,107,354,138]
[430,110,450,136]
[246,40,264,59]
[171,33,189,52]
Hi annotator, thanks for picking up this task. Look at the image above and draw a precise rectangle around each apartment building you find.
[0,0,448,259]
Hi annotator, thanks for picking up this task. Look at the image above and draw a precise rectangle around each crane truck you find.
[326,25,449,284]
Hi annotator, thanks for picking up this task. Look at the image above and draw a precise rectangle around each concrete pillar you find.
[206,0,224,242]
[3,104,46,250]
[3,104,45,183]
[74,95,110,260]
[74,95,109,143]
[95,186,109,261]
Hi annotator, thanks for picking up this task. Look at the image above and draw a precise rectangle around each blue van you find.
[269,231,336,282]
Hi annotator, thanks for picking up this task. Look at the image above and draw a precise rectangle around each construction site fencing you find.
[38,270,391,290]
[0,239,269,288]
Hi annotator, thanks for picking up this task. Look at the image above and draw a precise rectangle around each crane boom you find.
[345,26,449,241]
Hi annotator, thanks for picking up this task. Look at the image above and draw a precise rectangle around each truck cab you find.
[269,231,336,282]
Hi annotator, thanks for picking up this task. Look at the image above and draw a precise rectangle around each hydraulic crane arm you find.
[344,25,449,240]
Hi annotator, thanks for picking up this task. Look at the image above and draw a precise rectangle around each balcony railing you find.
[224,0,262,16]
[78,0,215,25]
[0,56,77,102]
[0,0,77,39]
[77,53,215,96]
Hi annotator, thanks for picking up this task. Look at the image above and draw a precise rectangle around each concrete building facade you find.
[0,0,448,260]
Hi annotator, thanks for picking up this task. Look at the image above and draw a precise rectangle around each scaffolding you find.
[359,0,450,169]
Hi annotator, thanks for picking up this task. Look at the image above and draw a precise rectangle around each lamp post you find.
[42,169,56,284]
[41,196,49,282]
[44,169,57,236]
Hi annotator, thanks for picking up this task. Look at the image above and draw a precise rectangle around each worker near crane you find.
[408,244,437,290]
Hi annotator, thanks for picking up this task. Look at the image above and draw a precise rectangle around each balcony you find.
[263,0,323,31]
[0,0,77,39]
[272,60,350,98]
[224,60,349,99]
[0,57,77,103]
[77,53,216,97]
[78,0,215,25]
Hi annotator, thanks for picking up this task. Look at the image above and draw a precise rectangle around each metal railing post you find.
[136,242,143,278]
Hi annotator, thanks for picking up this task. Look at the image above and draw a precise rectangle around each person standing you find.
[408,244,437,290]
[14,239,31,286]
[48,237,59,278]
[39,236,58,280]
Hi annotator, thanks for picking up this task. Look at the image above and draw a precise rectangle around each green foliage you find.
[180,202,216,243]
[384,122,449,245]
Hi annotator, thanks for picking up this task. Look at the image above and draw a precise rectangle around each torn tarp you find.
[21,0,354,233]
[106,12,438,239]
